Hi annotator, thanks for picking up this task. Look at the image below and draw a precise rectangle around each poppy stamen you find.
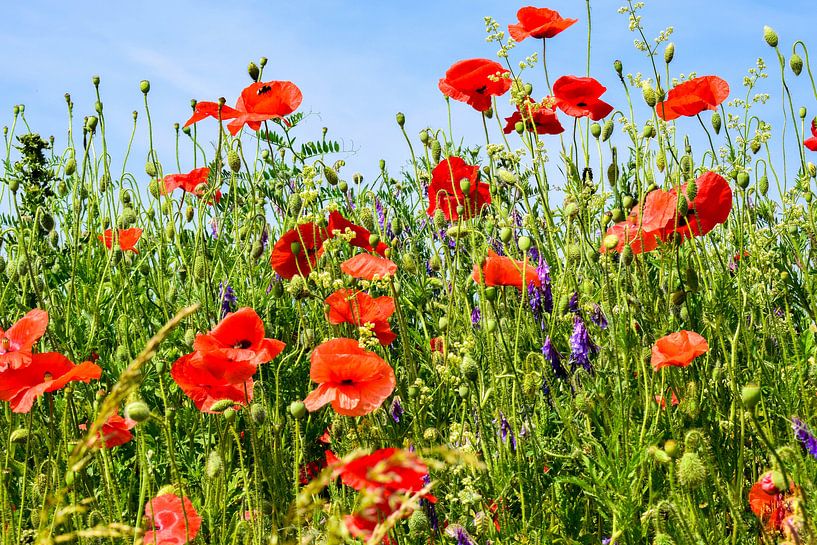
[234,340,253,349]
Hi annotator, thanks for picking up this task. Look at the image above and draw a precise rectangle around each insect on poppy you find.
[303,338,396,417]
[438,58,512,112]
[650,330,709,371]
[184,80,303,136]
[508,7,578,42]
[0,308,49,372]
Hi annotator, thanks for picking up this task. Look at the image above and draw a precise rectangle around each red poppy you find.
[0,309,49,372]
[430,337,444,353]
[653,391,680,409]
[503,98,564,135]
[472,249,541,290]
[508,7,578,41]
[749,472,796,533]
[170,352,253,413]
[426,156,491,221]
[325,289,397,345]
[327,211,388,256]
[650,331,709,371]
[303,338,396,417]
[80,413,137,449]
[602,172,732,254]
[332,447,433,499]
[0,353,102,413]
[340,253,398,280]
[552,76,613,120]
[143,493,202,545]
[343,494,403,544]
[655,76,730,122]
[805,118,817,151]
[193,307,285,382]
[438,59,512,112]
[184,81,303,136]
[98,228,142,254]
[270,222,329,280]
[162,167,221,203]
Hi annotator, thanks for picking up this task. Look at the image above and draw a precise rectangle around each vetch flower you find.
[303,338,396,417]
[508,6,577,42]
[0,353,102,413]
[552,76,613,120]
[438,58,512,112]
[98,228,142,253]
[0,308,49,372]
[390,396,404,423]
[792,417,817,460]
[569,316,598,374]
[542,336,567,379]
[590,304,608,329]
[217,282,237,319]
[650,331,708,371]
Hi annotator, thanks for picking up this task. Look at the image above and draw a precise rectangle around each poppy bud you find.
[248,62,260,82]
[600,120,614,143]
[565,202,579,218]
[223,408,236,422]
[458,384,469,398]
[641,82,657,108]
[368,233,380,248]
[251,403,266,424]
[226,150,241,173]
[290,241,301,256]
[670,289,686,306]
[323,166,338,186]
[680,155,692,176]
[741,383,761,409]
[433,209,446,230]
[648,445,672,464]
[614,59,623,75]
[194,255,206,280]
[514,121,525,134]
[518,236,531,252]
[758,175,769,196]
[677,452,707,488]
[125,401,151,423]
[379,159,386,171]
[184,205,194,223]
[419,130,429,145]
[621,245,634,265]
[663,439,680,459]
[523,83,533,96]
[736,172,750,189]
[653,533,675,545]
[484,107,493,119]
[790,53,803,76]
[396,112,405,128]
[429,254,442,272]
[800,107,808,120]
[208,399,232,413]
[664,42,675,64]
[486,318,497,332]
[145,160,157,178]
[711,112,721,134]
[408,510,430,538]
[763,25,779,48]
[65,471,75,487]
[770,470,787,492]
[270,279,284,298]
[567,243,581,263]
[810,162,817,178]
[438,316,449,331]
[590,122,601,139]
[205,451,223,478]
[642,124,655,139]
[140,80,151,94]
[10,428,29,444]
[459,178,471,193]
[749,139,761,155]
[602,234,619,250]
[621,195,634,210]
[289,400,306,419]
[431,139,442,163]
[610,208,624,223]
[607,163,619,187]
[86,116,98,132]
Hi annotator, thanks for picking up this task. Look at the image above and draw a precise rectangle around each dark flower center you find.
[340,379,354,385]
[257,84,271,95]
[234,340,253,349]
[475,85,487,95]
[577,101,588,107]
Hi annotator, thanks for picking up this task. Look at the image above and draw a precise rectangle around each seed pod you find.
[737,172,750,189]
[614,59,623,75]
[140,80,151,94]
[590,122,601,139]
[289,400,306,419]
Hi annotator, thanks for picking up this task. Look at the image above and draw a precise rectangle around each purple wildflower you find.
[498,411,517,452]
[260,225,269,251]
[528,246,540,264]
[375,197,386,229]
[568,292,580,313]
[218,282,237,319]
[209,218,219,238]
[421,474,439,531]
[542,336,567,379]
[390,396,404,423]
[471,306,481,327]
[569,315,598,374]
[792,417,817,460]
[445,525,475,545]
[590,304,608,329]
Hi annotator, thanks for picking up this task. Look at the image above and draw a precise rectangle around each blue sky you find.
[2,1,816,182]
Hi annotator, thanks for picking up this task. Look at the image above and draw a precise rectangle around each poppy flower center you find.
[340,379,355,385]
[257,84,271,95]
[475,85,487,95]
[233,340,253,349]
[43,372,53,382]
[576,101,588,107]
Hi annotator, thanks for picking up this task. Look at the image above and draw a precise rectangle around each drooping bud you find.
[601,119,614,142]
[790,53,804,76]
[205,451,223,478]
[758,175,769,196]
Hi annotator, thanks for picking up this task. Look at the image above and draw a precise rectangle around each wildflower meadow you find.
[2,2,817,544]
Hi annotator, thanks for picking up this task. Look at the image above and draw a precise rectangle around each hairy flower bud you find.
[641,82,657,108]
[228,150,241,173]
[247,62,260,82]
[125,401,151,423]
[790,53,804,76]
[677,452,707,487]
[664,42,675,64]
[396,112,405,128]
[140,80,151,94]
[763,25,779,48]
[711,112,722,134]
[601,119,614,142]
